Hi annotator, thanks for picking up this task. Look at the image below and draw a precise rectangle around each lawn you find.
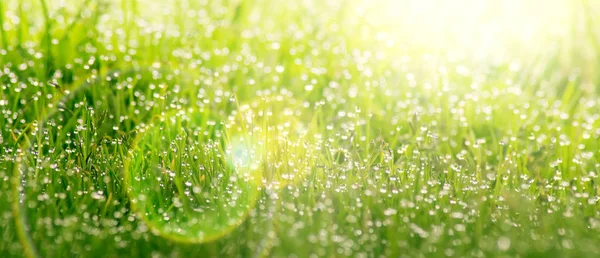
[2,0,600,257]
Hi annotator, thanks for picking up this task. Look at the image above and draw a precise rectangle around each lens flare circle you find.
[124,111,262,243]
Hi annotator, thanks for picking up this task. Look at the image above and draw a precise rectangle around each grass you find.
[2,0,600,257]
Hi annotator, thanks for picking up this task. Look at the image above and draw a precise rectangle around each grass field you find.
[2,0,600,257]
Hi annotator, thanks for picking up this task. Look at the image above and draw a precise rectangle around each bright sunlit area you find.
[2,0,600,257]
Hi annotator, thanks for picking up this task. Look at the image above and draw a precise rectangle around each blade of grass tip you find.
[16,1,23,51]
[122,0,129,44]
[12,155,40,258]
[15,1,26,51]
[39,0,52,80]
[0,1,8,51]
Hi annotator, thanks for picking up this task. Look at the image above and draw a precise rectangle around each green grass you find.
[2,0,600,257]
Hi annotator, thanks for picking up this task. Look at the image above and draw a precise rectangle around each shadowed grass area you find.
[2,0,600,257]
